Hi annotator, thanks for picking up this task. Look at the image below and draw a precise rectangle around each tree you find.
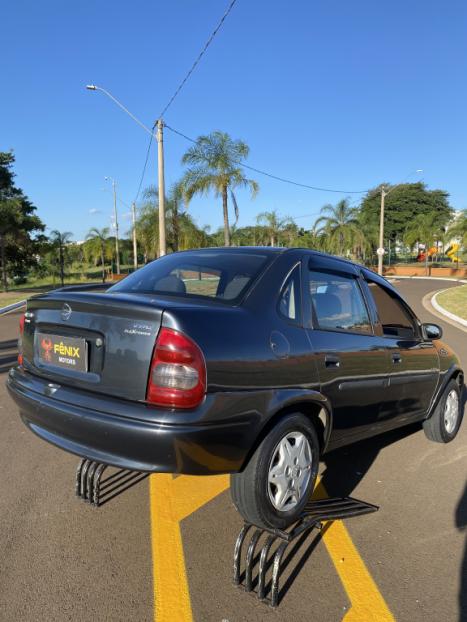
[354,209,379,263]
[180,131,259,247]
[404,213,439,275]
[151,182,189,253]
[314,199,360,256]
[0,152,45,290]
[169,182,185,252]
[359,183,453,246]
[256,210,293,246]
[0,198,20,290]
[50,230,73,287]
[448,210,467,249]
[86,227,110,282]
[133,186,208,259]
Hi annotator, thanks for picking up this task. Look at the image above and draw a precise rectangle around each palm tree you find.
[314,199,360,256]
[49,230,73,287]
[180,131,259,247]
[404,213,439,275]
[168,182,185,252]
[355,209,378,263]
[140,183,189,254]
[178,214,211,249]
[256,210,293,246]
[86,227,110,282]
[448,209,467,250]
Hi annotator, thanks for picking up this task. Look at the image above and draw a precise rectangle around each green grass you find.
[0,263,140,306]
[9,264,139,292]
[11,275,88,290]
[0,292,30,308]
[437,284,467,321]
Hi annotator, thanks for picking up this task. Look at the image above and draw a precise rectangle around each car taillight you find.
[146,327,206,409]
[18,313,25,366]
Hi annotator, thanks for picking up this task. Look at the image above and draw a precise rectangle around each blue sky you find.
[2,0,467,241]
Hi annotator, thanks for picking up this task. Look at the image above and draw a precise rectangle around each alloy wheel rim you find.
[444,389,459,434]
[267,431,313,512]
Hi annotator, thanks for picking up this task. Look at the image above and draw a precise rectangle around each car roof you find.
[168,246,399,292]
[172,246,286,255]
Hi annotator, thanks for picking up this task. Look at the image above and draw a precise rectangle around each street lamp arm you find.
[383,169,424,197]
[86,83,166,256]
[86,84,156,138]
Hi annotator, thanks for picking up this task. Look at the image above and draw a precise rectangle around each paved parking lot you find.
[0,279,465,622]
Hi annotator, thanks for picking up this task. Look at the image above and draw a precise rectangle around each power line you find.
[134,128,155,204]
[164,124,368,194]
[240,163,367,194]
[159,0,239,119]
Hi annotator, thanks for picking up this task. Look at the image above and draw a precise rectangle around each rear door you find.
[362,275,439,424]
[303,255,391,448]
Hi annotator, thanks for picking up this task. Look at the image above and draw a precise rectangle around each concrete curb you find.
[431,289,467,329]
[0,300,27,316]
[386,275,467,283]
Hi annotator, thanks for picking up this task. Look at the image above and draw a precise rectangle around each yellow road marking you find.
[323,520,394,621]
[149,474,394,622]
[149,474,229,622]
[313,480,395,621]
[171,473,230,521]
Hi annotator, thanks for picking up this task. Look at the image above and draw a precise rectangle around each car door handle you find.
[325,354,340,368]
[392,353,402,364]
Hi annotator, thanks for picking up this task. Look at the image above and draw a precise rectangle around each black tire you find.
[230,413,320,529]
[423,379,463,443]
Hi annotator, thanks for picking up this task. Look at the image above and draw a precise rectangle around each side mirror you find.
[422,323,443,340]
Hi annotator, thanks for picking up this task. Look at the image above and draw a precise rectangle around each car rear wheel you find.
[423,379,463,443]
[230,414,320,529]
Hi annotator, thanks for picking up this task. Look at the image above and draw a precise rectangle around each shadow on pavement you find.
[0,338,17,374]
[457,386,467,622]
[456,483,467,622]
[274,422,422,605]
[320,423,421,499]
[0,339,18,351]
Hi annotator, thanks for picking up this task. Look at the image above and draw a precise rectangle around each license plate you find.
[36,332,88,372]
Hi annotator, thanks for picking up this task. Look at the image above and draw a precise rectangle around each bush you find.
[13,275,28,285]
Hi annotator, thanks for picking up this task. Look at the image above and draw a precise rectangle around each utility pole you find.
[131,202,138,271]
[377,186,386,276]
[156,119,166,257]
[110,178,121,274]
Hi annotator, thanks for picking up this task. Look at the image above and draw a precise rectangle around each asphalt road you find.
[0,278,465,622]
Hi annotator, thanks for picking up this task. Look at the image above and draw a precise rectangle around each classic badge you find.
[61,303,72,321]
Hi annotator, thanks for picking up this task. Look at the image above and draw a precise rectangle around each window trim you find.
[304,267,375,336]
[363,276,421,340]
[276,262,303,326]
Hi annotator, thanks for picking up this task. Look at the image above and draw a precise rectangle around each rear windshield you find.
[109,251,271,302]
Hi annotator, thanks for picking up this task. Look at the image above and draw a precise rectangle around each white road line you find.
[431,290,467,329]
[0,301,27,316]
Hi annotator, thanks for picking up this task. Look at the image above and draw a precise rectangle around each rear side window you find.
[308,270,372,334]
[366,281,416,338]
[278,265,301,322]
[110,251,270,303]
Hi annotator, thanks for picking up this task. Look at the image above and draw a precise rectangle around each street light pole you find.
[86,84,166,258]
[131,202,138,270]
[376,169,423,276]
[105,176,120,275]
[156,119,166,257]
[377,186,386,276]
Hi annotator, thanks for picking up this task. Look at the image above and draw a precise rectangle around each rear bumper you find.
[6,367,263,474]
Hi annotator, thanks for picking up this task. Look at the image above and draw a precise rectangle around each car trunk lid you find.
[22,291,164,402]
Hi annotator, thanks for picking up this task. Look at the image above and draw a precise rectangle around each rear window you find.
[109,251,270,302]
